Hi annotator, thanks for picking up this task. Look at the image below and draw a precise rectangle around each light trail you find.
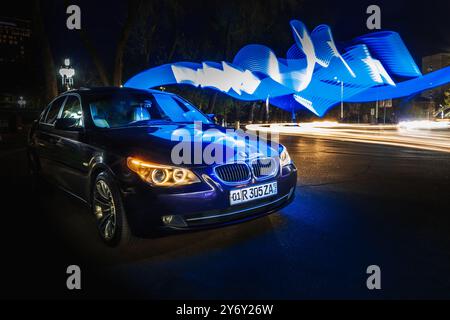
[246,121,450,153]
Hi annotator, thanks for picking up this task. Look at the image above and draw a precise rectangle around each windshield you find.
[88,91,211,128]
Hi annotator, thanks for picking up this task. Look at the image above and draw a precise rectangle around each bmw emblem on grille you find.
[239,151,248,159]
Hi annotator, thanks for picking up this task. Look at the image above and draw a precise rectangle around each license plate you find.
[230,182,278,206]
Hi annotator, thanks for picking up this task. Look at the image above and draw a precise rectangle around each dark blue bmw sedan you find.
[28,87,297,246]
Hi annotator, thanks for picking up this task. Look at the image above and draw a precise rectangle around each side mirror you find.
[207,114,216,122]
[54,118,83,131]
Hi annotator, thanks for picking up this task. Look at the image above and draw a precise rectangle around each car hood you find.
[93,124,279,167]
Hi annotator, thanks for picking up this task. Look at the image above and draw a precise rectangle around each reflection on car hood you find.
[94,124,279,167]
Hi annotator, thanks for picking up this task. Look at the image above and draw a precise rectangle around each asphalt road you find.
[1,135,450,299]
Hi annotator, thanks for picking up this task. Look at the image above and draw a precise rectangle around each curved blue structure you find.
[125,20,450,117]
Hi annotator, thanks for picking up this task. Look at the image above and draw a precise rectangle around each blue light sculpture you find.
[125,20,450,117]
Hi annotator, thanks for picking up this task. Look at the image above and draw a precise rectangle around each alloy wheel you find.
[93,180,117,242]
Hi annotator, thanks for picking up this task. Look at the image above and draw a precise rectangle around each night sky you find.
[58,0,448,59]
[2,0,450,89]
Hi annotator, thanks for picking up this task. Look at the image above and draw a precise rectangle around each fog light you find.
[162,215,188,228]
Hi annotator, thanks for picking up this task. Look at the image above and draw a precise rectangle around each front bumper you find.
[122,164,297,237]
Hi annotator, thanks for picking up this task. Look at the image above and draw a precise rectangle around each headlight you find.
[279,145,292,167]
[127,157,200,187]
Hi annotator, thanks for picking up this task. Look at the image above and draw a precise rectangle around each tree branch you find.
[113,0,142,86]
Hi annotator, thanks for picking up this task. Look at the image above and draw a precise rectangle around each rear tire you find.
[91,172,134,247]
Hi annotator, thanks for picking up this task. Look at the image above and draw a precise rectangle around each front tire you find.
[91,172,133,247]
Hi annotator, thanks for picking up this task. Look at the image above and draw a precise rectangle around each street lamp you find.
[17,96,27,108]
[439,104,445,119]
[334,77,344,121]
[59,58,75,91]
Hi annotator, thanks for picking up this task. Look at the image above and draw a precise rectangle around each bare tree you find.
[443,89,450,107]
[207,0,304,117]
[69,0,141,86]
[78,29,111,86]
[113,0,142,86]
[33,0,58,102]
[62,0,110,86]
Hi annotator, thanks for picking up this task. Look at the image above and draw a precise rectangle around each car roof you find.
[63,87,172,97]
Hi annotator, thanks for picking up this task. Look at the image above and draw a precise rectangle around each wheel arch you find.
[87,162,117,205]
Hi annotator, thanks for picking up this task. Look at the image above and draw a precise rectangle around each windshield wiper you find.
[116,119,172,128]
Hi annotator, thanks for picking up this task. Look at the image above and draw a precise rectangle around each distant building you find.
[0,93,15,109]
[0,17,38,132]
[421,53,450,100]
[406,53,450,120]
[0,17,31,65]
[422,53,450,74]
[0,92,39,133]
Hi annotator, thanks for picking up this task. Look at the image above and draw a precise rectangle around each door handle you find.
[49,137,62,145]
